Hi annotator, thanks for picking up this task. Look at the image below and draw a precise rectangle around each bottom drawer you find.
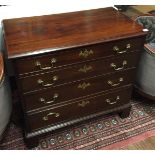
[26,86,132,131]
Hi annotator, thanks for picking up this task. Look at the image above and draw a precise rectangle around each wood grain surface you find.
[26,86,132,132]
[122,136,155,150]
[2,7,147,148]
[2,7,146,58]
[19,52,140,93]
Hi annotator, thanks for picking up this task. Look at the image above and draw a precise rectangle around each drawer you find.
[26,86,132,131]
[23,69,135,112]
[19,52,140,93]
[14,37,143,75]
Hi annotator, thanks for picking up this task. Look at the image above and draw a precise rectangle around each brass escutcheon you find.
[79,49,94,58]
[78,82,91,90]
[78,100,90,107]
[78,65,93,73]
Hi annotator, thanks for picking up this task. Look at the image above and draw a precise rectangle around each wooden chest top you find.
[2,7,145,58]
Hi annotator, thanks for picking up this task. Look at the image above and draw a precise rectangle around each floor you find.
[122,5,155,19]
[131,5,155,14]
[122,136,155,150]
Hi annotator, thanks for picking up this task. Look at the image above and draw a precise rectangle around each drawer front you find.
[23,69,135,112]
[26,86,132,131]
[14,37,143,75]
[19,52,140,93]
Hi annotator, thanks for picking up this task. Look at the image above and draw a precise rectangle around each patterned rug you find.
[0,94,155,150]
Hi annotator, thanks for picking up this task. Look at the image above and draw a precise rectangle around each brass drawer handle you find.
[37,75,58,87]
[79,49,94,58]
[35,58,56,70]
[43,112,60,121]
[78,65,93,73]
[78,100,90,107]
[110,60,127,71]
[113,44,131,54]
[106,96,120,105]
[108,77,123,87]
[78,82,91,90]
[39,93,59,104]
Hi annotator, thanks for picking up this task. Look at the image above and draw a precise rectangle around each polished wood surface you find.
[26,86,132,131]
[19,52,140,93]
[13,37,144,76]
[0,53,4,82]
[23,69,135,112]
[2,7,146,148]
[2,7,146,58]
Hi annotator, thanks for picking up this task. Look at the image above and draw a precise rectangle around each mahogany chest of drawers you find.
[2,7,146,148]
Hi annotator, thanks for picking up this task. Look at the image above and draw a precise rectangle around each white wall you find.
[0,1,113,19]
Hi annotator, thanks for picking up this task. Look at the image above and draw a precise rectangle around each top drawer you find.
[13,37,144,75]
